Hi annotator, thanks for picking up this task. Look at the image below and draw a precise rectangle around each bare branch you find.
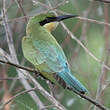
[15,0,28,22]
[2,0,45,109]
[0,59,109,110]
[1,2,66,108]
[95,0,110,3]
[33,0,110,72]
[1,87,37,109]
[1,0,110,110]
[40,105,59,110]
[0,59,37,73]
[67,87,109,110]
[0,77,25,80]
[78,16,110,27]
[94,4,110,109]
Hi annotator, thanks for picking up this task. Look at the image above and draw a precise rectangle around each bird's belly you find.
[35,63,56,83]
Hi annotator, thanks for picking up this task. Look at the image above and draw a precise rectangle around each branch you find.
[0,59,37,73]
[78,16,110,27]
[68,87,109,110]
[2,0,45,108]
[0,77,25,80]
[33,0,110,71]
[95,0,110,3]
[1,87,37,109]
[40,105,59,110]
[15,0,28,22]
[0,48,67,110]
[0,59,109,110]
[95,4,109,110]
[1,1,110,110]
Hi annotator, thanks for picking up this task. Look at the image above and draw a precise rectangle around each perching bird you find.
[22,13,87,94]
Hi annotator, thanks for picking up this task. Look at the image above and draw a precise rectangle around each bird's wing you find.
[32,39,68,72]
[22,36,46,65]
[22,36,68,73]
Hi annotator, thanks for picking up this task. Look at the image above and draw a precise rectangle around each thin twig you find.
[95,0,110,3]
[33,1,110,72]
[40,105,59,110]
[43,1,109,110]
[1,87,37,109]
[1,3,66,106]
[60,20,110,71]
[0,59,109,110]
[0,59,66,110]
[0,48,67,110]
[33,0,110,73]
[78,16,110,26]
[15,0,27,22]
[67,87,109,110]
[0,12,110,27]
[2,0,45,108]
[0,77,27,80]
[1,1,110,110]
[95,4,109,109]
[0,59,37,73]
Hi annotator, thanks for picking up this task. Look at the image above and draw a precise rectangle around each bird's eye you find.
[46,17,56,21]
[45,17,50,22]
[39,19,48,26]
[39,17,56,26]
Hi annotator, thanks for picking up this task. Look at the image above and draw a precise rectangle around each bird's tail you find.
[56,70,88,94]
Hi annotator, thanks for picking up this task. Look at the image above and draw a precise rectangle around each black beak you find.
[40,14,78,26]
[56,15,78,21]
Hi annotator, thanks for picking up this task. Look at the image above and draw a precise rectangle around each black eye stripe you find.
[39,15,77,26]
[39,17,57,26]
[47,17,57,20]
[39,19,48,26]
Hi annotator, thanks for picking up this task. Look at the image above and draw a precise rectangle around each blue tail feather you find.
[57,70,88,93]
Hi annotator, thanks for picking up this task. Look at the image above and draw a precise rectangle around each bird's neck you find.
[26,20,42,36]
[26,18,59,36]
[43,22,59,32]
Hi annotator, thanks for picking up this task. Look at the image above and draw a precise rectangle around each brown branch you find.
[40,105,59,110]
[33,1,110,72]
[95,0,110,3]
[67,87,109,110]
[0,49,67,110]
[95,4,109,110]
[78,16,110,27]
[0,54,109,110]
[0,77,27,80]
[0,59,37,73]
[15,0,28,22]
[0,58,66,110]
[0,12,110,27]
[1,87,37,109]
[1,1,110,109]
[2,0,45,108]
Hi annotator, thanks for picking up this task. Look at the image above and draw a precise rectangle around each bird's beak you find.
[56,15,78,22]
[40,14,78,26]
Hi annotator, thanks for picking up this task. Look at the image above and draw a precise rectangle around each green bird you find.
[22,13,88,94]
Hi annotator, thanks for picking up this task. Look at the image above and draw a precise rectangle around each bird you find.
[22,13,88,94]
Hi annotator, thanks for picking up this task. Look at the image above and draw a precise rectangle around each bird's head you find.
[29,13,78,32]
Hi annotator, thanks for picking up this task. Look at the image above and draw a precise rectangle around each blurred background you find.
[0,0,110,110]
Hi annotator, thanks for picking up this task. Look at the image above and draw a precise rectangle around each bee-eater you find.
[22,13,87,94]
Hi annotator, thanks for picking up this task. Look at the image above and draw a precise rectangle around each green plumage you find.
[22,13,87,94]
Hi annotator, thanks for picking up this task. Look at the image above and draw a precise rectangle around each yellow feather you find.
[43,22,59,32]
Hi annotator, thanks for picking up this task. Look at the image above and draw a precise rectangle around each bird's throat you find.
[43,22,59,32]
